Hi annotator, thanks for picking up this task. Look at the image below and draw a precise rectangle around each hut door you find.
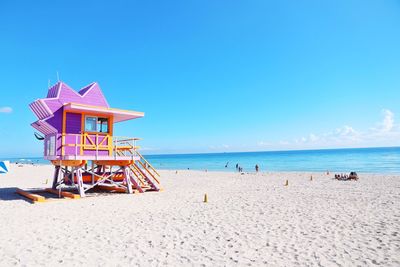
[64,113,82,156]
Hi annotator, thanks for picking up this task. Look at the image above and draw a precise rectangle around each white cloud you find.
[299,136,313,144]
[370,109,395,134]
[257,109,399,150]
[381,109,394,132]
[0,107,12,113]
[335,125,358,137]
[308,133,318,142]
[257,141,272,146]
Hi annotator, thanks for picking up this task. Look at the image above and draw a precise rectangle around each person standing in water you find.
[255,164,259,172]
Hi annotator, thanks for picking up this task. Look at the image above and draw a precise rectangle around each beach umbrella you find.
[0,160,10,174]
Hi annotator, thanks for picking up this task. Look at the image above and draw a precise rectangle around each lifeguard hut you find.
[28,81,161,197]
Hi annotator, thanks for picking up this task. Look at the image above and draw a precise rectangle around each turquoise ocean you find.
[5,147,400,174]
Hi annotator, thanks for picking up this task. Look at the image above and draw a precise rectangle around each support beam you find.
[16,189,46,203]
[124,167,133,194]
[45,188,80,199]
[91,160,95,184]
[52,165,61,189]
[75,167,85,197]
[127,167,144,193]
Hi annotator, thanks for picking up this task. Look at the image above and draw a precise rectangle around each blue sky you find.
[0,0,399,157]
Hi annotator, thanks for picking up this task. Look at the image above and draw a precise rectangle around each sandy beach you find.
[0,164,399,266]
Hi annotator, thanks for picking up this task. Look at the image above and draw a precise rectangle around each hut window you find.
[97,118,108,133]
[46,135,55,156]
[84,116,109,133]
[49,135,55,155]
[85,116,97,132]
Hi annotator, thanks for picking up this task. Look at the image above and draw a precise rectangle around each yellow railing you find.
[60,133,140,158]
[136,151,160,177]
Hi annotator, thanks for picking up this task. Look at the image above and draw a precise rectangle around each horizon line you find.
[143,145,400,157]
[5,145,400,160]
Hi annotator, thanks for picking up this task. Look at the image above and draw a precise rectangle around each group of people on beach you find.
[232,163,259,173]
[235,163,243,173]
[334,172,359,181]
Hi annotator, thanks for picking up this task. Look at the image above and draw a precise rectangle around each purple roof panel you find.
[46,83,61,98]
[29,81,110,134]
[78,82,96,96]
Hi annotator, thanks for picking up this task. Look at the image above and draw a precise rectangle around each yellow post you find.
[284,180,288,186]
[204,193,208,203]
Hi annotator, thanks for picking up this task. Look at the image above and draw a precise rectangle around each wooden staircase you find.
[115,147,161,193]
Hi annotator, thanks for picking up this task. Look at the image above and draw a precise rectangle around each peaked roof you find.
[29,81,143,135]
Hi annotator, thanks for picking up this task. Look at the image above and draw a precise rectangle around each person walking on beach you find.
[255,164,259,172]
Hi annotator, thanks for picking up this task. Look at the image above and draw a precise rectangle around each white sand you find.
[0,164,399,266]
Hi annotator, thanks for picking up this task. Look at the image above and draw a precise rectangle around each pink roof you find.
[63,103,144,123]
[30,81,143,135]
[29,99,53,120]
